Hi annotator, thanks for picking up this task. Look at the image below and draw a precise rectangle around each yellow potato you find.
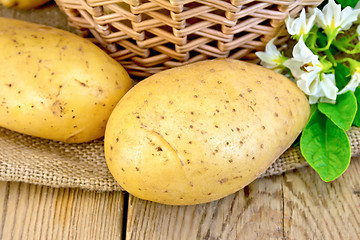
[105,59,310,205]
[0,17,133,143]
[1,0,50,8]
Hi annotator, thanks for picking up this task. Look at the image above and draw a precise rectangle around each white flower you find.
[299,73,338,104]
[296,71,321,96]
[338,72,360,94]
[282,35,339,104]
[314,0,360,38]
[255,38,286,71]
[318,73,338,101]
[283,35,323,79]
[285,8,316,38]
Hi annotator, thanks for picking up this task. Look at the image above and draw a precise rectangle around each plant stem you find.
[324,49,337,66]
[332,41,358,54]
[307,29,319,51]
[316,40,332,52]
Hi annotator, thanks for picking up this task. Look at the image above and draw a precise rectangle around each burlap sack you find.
[1,126,360,191]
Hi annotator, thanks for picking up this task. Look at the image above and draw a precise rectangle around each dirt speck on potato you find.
[0,18,133,143]
[104,58,310,205]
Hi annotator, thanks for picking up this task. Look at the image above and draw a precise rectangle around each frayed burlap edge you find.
[1,126,360,191]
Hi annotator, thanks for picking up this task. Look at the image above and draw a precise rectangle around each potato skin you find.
[1,0,50,8]
[105,59,310,205]
[0,17,133,143]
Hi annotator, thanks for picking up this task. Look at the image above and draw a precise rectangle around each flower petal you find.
[296,73,339,104]
[292,36,319,63]
[255,38,285,70]
[314,0,360,36]
[285,8,316,37]
[309,95,320,104]
[324,0,341,28]
[285,13,298,36]
[340,7,360,31]
[283,35,322,79]
[320,74,338,100]
[338,72,360,94]
[319,97,336,104]
[296,71,321,96]
[283,59,305,79]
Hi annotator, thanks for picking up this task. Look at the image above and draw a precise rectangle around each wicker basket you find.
[55,0,322,78]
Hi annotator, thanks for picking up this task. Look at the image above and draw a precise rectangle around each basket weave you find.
[55,0,322,78]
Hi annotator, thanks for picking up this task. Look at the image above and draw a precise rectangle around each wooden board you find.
[125,176,284,239]
[0,157,359,239]
[126,157,360,240]
[283,159,360,239]
[0,182,125,240]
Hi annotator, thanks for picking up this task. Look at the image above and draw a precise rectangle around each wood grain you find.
[1,159,360,240]
[0,182,125,240]
[126,157,360,240]
[126,175,284,240]
[283,158,360,240]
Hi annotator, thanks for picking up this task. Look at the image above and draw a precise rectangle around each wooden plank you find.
[0,181,125,240]
[126,175,284,239]
[283,156,360,239]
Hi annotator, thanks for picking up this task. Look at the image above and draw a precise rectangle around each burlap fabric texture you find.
[1,126,360,192]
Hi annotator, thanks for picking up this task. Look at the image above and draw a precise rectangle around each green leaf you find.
[353,87,360,127]
[300,108,351,182]
[335,63,351,91]
[318,91,357,131]
[319,1,359,10]
[336,0,359,8]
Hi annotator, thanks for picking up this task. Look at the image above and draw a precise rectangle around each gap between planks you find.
[0,156,360,239]
[125,156,360,240]
[0,181,126,240]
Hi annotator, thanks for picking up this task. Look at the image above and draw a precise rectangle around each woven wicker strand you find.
[55,0,323,78]
[1,126,360,192]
